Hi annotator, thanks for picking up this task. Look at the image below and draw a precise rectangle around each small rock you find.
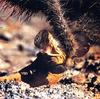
[72,73,86,84]
[0,59,10,70]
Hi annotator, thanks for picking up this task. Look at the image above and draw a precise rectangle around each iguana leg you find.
[0,71,65,86]
[0,72,21,82]
[47,72,64,85]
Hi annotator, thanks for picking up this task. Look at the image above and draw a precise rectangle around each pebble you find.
[0,59,10,70]
[0,81,93,99]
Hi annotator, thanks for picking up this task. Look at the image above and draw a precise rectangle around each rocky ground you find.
[0,81,94,99]
[0,17,100,99]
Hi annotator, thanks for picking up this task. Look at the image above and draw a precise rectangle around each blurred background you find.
[0,12,50,73]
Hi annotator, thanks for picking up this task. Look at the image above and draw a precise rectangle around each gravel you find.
[0,81,93,99]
